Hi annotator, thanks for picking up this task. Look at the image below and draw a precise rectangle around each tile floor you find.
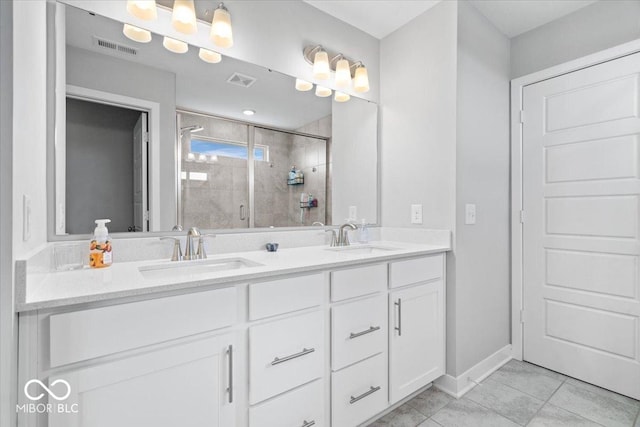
[368,360,640,427]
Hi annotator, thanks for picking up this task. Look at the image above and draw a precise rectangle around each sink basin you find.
[325,245,400,255]
[139,257,263,280]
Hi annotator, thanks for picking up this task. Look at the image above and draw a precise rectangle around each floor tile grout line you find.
[523,375,568,426]
[480,375,551,405]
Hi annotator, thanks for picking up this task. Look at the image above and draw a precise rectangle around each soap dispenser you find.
[89,219,113,268]
[358,219,369,244]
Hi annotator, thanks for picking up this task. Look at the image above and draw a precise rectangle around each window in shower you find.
[190,138,269,162]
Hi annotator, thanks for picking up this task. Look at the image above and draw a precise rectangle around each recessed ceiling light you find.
[243,109,256,116]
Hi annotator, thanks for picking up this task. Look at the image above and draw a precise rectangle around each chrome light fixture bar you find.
[302,44,370,93]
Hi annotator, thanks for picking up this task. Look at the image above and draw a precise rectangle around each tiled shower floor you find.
[368,359,640,427]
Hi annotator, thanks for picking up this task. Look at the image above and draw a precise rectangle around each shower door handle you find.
[239,204,247,221]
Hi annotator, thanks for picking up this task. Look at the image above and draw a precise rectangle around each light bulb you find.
[186,152,196,161]
[126,0,157,21]
[334,91,350,102]
[354,64,370,93]
[199,48,222,63]
[295,78,313,92]
[243,109,256,116]
[335,57,351,88]
[163,36,188,53]
[122,24,152,43]
[211,3,233,48]
[315,85,332,97]
[313,49,330,80]
[172,0,197,34]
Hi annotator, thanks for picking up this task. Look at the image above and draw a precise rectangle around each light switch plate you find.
[348,206,357,221]
[465,203,476,225]
[411,204,423,224]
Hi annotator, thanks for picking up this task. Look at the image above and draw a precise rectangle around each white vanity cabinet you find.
[388,255,446,404]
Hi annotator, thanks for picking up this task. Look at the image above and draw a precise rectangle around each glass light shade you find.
[210,155,218,162]
[199,48,222,63]
[122,24,152,43]
[211,5,233,48]
[163,36,188,53]
[354,65,370,93]
[186,152,196,161]
[315,85,332,97]
[295,78,313,91]
[172,0,197,34]
[313,50,330,80]
[335,58,351,88]
[334,91,350,102]
[198,154,207,162]
[126,0,157,21]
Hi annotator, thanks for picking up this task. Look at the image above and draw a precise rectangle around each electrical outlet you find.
[411,204,423,224]
[23,194,31,241]
[348,206,357,221]
[465,203,476,225]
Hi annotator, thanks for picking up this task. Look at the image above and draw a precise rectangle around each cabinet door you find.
[48,333,236,427]
[389,281,445,404]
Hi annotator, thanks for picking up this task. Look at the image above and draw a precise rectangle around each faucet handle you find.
[325,229,338,247]
[196,234,216,259]
[160,237,182,261]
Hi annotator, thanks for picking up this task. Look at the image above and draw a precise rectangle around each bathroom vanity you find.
[16,240,448,427]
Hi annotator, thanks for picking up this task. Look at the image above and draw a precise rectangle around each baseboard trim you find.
[434,344,512,398]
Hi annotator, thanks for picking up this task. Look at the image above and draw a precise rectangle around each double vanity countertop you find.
[16,240,450,312]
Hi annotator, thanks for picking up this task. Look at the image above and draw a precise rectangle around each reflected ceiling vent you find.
[227,72,257,88]
[92,36,138,56]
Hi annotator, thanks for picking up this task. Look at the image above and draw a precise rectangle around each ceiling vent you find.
[226,72,257,88]
[92,36,138,56]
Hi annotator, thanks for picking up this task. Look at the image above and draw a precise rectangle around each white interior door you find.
[133,112,148,232]
[522,52,640,400]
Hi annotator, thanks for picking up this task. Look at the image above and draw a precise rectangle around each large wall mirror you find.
[49,1,379,237]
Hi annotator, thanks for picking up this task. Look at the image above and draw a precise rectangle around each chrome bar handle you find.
[239,204,247,221]
[349,326,381,339]
[301,420,316,427]
[226,345,233,403]
[159,237,182,261]
[271,348,315,365]
[395,299,402,336]
[349,386,381,404]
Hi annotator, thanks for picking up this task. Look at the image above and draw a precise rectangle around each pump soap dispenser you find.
[89,219,113,268]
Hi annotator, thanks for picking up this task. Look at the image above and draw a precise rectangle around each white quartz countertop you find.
[16,241,449,312]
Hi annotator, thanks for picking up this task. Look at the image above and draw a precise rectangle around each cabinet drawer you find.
[249,379,325,427]
[332,295,386,371]
[331,353,387,427]
[249,310,324,404]
[389,254,443,289]
[331,264,387,302]
[49,287,237,367]
[249,273,324,320]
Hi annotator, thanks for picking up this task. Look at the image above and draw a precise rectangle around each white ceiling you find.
[303,0,599,39]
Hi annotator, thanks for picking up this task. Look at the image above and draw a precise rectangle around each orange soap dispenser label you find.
[89,240,112,268]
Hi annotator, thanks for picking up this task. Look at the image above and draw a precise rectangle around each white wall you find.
[511,0,640,78]
[380,0,458,230]
[332,98,378,224]
[454,1,511,375]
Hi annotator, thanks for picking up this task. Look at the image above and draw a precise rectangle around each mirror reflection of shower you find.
[181,125,204,162]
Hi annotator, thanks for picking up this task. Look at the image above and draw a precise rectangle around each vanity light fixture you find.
[197,153,208,162]
[315,85,332,97]
[242,109,256,116]
[122,23,152,43]
[199,48,222,63]
[126,0,158,21]
[163,36,189,53]
[186,152,196,161]
[312,48,330,80]
[295,78,313,92]
[211,3,233,48]
[302,45,370,96]
[334,91,350,102]
[171,0,197,34]
[353,63,370,93]
[334,56,351,88]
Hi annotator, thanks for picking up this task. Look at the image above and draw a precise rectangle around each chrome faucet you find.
[338,223,357,246]
[160,237,183,261]
[184,227,201,260]
[325,229,338,247]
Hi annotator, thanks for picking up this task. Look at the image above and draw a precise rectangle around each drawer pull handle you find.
[349,326,381,339]
[226,345,233,403]
[271,347,315,365]
[350,386,381,404]
[301,420,316,427]
[395,298,402,336]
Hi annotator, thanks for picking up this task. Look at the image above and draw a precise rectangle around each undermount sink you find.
[139,257,263,280]
[325,244,400,255]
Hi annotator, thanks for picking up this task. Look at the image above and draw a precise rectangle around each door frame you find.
[510,38,640,361]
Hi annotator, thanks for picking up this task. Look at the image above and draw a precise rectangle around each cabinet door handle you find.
[349,326,381,339]
[349,386,381,404]
[301,420,316,427]
[271,347,315,365]
[395,299,402,336]
[226,345,233,403]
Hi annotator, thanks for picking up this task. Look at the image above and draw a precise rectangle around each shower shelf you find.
[287,177,304,185]
[300,201,318,209]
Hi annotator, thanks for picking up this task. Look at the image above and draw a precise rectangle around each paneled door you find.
[522,52,640,399]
